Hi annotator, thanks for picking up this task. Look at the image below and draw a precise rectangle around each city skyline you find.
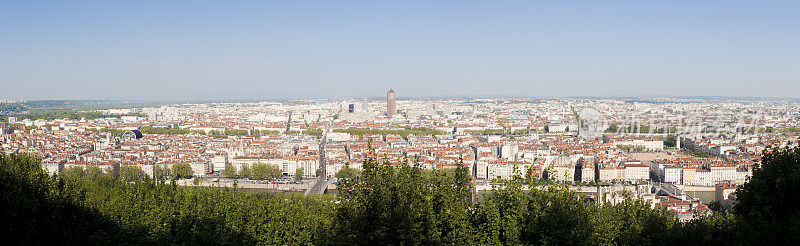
[2,1,799,100]
[5,95,796,243]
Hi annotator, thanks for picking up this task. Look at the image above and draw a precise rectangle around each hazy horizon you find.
[2,1,799,100]
[6,94,800,104]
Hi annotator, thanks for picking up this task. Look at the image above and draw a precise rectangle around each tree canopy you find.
[3,148,799,244]
[735,147,800,244]
[335,164,362,180]
[120,165,147,182]
[171,162,193,179]
[295,167,304,181]
[249,162,282,180]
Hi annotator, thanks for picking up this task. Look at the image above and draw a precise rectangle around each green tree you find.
[250,163,269,180]
[333,156,474,245]
[735,147,800,244]
[334,164,362,180]
[268,164,282,179]
[662,134,677,147]
[249,162,281,180]
[153,164,171,180]
[0,153,334,245]
[59,166,84,181]
[295,168,304,181]
[224,162,236,177]
[1,150,769,245]
[84,166,104,180]
[172,162,193,179]
[239,164,251,179]
[1,153,126,244]
[605,124,619,133]
[119,165,146,182]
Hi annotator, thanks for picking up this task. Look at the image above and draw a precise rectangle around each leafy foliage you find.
[249,162,282,180]
[657,134,677,147]
[172,162,193,179]
[295,167,304,181]
[333,156,473,245]
[60,166,85,181]
[4,148,800,244]
[735,147,800,244]
[0,153,332,245]
[335,164,362,180]
[224,162,236,177]
[1,110,144,121]
[120,165,147,182]
[153,164,171,180]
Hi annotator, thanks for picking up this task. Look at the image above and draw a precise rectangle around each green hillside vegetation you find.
[1,111,145,122]
[0,100,162,115]
[3,148,800,244]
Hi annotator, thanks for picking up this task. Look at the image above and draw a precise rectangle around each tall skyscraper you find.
[386,89,397,117]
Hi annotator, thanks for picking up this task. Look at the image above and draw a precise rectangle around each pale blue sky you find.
[1,1,798,100]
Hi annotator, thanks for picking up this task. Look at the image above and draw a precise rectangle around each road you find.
[304,109,339,196]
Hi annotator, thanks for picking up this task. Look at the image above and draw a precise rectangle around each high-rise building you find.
[386,89,397,117]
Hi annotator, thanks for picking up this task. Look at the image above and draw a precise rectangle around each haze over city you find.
[2,1,799,100]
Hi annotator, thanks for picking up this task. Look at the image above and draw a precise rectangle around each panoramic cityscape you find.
[2,1,800,245]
